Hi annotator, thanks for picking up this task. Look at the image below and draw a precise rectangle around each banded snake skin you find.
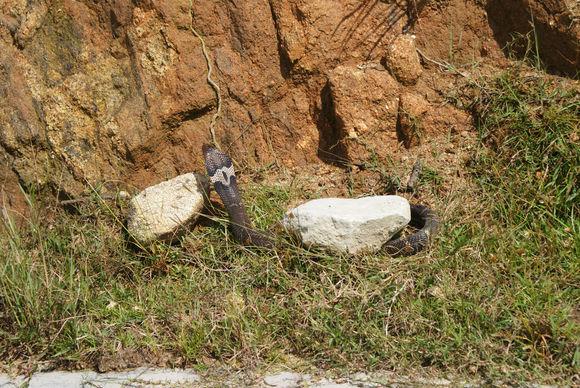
[202,145,439,256]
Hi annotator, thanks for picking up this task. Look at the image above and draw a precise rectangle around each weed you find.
[466,68,579,371]
[0,68,578,383]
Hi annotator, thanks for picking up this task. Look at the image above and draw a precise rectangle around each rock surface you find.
[383,34,423,86]
[0,368,200,388]
[326,65,400,164]
[398,91,471,149]
[0,148,28,222]
[0,368,558,387]
[264,372,308,387]
[283,196,410,255]
[126,173,209,244]
[397,92,430,148]
[0,0,575,215]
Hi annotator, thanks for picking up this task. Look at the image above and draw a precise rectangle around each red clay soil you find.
[0,0,577,217]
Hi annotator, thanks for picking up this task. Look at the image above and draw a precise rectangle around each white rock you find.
[0,373,21,387]
[18,368,201,388]
[27,371,96,388]
[127,173,209,245]
[350,372,370,382]
[311,380,357,388]
[283,196,410,254]
[263,372,305,387]
[89,368,200,387]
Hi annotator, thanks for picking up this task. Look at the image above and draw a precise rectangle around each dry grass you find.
[0,66,578,383]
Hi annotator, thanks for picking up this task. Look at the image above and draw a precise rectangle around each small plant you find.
[467,67,579,370]
[0,67,578,384]
[420,165,444,190]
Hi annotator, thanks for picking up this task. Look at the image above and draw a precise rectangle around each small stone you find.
[117,190,130,199]
[351,372,369,382]
[126,173,209,245]
[383,34,423,86]
[264,372,305,387]
[282,196,411,255]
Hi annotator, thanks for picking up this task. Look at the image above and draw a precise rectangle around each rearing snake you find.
[203,145,439,256]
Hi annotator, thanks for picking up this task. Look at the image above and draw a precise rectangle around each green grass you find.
[465,69,579,373]
[0,67,578,382]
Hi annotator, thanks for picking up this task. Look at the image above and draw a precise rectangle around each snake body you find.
[202,144,275,248]
[382,204,439,256]
[203,145,439,256]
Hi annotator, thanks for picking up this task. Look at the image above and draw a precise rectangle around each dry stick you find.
[415,48,470,78]
[60,195,115,206]
[406,158,422,193]
[59,193,128,206]
[188,0,222,149]
[384,280,409,336]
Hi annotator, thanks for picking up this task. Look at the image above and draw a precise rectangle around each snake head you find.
[202,144,227,167]
[202,144,236,187]
[201,143,218,162]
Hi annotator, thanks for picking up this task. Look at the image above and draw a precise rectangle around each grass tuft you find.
[0,66,578,383]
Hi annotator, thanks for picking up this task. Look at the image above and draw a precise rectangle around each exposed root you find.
[188,0,222,150]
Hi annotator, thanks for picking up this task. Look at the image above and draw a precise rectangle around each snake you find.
[202,145,439,256]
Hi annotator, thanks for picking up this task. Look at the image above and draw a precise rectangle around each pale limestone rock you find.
[9,368,201,388]
[127,173,209,245]
[283,196,411,255]
[263,372,307,387]
[311,382,354,388]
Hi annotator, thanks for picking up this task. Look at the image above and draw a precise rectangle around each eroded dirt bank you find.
[0,0,578,214]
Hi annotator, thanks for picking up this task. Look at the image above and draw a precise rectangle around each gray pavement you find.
[0,368,561,387]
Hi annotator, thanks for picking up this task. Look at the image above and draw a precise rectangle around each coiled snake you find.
[203,145,439,256]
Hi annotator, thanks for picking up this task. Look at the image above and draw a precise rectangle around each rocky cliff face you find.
[0,0,577,215]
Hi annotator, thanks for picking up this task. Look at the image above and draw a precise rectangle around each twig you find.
[188,0,222,149]
[59,192,130,206]
[406,158,422,193]
[384,280,409,336]
[416,48,470,78]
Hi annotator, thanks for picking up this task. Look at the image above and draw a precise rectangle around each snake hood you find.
[202,145,438,256]
[203,145,275,247]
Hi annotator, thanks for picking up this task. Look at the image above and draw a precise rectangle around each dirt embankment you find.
[0,0,578,216]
